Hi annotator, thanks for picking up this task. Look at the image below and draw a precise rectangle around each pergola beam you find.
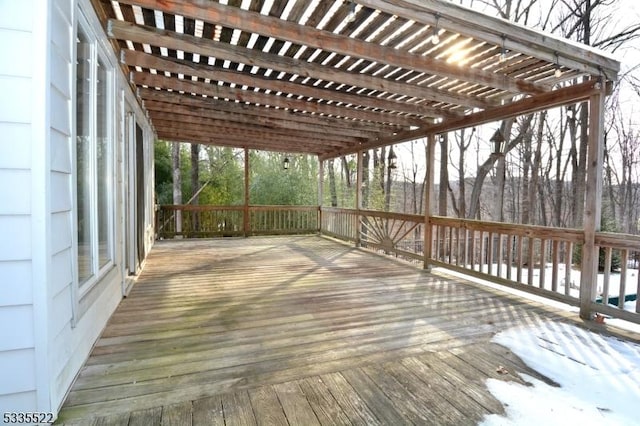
[362,0,619,79]
[117,0,546,95]
[138,88,406,134]
[123,50,459,120]
[320,79,605,160]
[108,19,495,111]
[150,113,361,146]
[156,128,336,155]
[144,101,379,139]
[132,72,425,126]
[156,121,345,155]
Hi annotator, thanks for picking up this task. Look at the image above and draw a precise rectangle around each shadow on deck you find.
[56,235,617,425]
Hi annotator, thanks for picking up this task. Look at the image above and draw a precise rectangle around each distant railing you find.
[320,208,639,324]
[250,206,320,235]
[156,205,319,238]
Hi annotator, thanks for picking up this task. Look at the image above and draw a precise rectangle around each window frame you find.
[73,10,116,301]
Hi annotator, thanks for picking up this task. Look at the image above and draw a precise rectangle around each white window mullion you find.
[90,41,99,280]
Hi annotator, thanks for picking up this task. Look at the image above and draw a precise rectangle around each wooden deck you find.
[57,235,604,425]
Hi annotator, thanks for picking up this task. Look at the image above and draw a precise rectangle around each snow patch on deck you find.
[482,323,640,425]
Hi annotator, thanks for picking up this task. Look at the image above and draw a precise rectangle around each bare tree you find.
[327,159,338,207]
[439,134,449,216]
[172,141,182,234]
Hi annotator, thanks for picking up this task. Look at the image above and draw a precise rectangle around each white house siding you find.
[46,0,154,414]
[1,0,155,417]
[0,0,39,413]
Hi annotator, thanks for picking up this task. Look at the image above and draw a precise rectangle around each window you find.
[75,15,114,291]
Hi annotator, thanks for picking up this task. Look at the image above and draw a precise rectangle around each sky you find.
[480,321,640,425]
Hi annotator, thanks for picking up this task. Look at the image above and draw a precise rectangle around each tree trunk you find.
[341,156,351,188]
[384,147,393,212]
[458,129,470,218]
[439,134,449,216]
[172,142,182,234]
[529,112,546,225]
[190,144,200,233]
[328,159,337,207]
[468,116,531,220]
[362,150,370,208]
[493,119,512,223]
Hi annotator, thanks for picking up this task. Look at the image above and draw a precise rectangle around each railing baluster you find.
[484,232,491,275]
[469,229,476,271]
[636,266,640,313]
[551,240,559,292]
[527,237,535,286]
[506,234,513,281]
[564,242,573,296]
[603,247,612,305]
[463,227,469,267]
[448,226,453,264]
[516,235,523,284]
[539,239,547,289]
[619,249,628,309]
[496,233,503,278]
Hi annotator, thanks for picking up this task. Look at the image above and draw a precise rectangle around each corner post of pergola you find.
[355,150,363,247]
[579,80,607,320]
[423,134,436,271]
[243,147,250,237]
[318,157,324,234]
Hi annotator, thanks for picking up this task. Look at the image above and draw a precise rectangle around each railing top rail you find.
[159,204,245,211]
[320,207,424,223]
[596,232,640,251]
[250,205,320,211]
[430,215,584,242]
[159,204,320,211]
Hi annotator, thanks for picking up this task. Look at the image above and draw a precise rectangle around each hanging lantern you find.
[388,147,397,169]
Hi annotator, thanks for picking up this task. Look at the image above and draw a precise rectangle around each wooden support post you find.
[424,135,436,270]
[580,81,606,320]
[318,158,324,234]
[355,150,363,247]
[243,147,250,237]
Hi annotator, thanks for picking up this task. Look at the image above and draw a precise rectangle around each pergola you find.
[91,0,622,320]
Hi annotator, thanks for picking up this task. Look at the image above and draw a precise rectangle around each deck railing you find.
[156,205,639,324]
[320,208,639,324]
[321,207,426,264]
[429,216,584,306]
[156,204,319,238]
[593,232,640,323]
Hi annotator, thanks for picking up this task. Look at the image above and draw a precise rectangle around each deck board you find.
[56,235,612,425]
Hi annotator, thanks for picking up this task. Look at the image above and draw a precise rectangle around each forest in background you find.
[155,0,640,235]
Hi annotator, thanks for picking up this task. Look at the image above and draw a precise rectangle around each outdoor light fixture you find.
[499,35,507,62]
[388,147,398,169]
[554,52,562,78]
[490,129,506,155]
[431,14,440,45]
[283,157,290,170]
[346,1,357,23]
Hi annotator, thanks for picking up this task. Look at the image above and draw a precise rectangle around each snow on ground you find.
[481,322,640,426]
